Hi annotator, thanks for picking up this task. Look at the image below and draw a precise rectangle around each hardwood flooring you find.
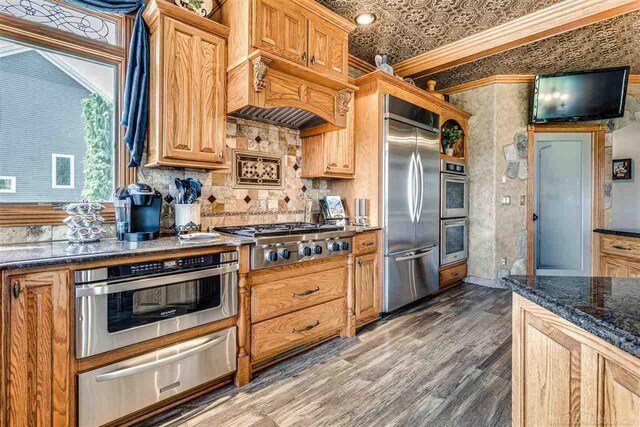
[139,284,512,427]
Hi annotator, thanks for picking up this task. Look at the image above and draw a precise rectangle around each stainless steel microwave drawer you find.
[78,327,236,427]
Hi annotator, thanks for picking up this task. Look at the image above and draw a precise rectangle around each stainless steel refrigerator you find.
[382,95,440,313]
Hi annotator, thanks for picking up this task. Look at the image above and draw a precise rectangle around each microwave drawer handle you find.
[95,335,227,382]
[395,249,433,262]
[76,264,239,297]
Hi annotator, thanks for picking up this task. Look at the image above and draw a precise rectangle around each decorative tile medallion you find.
[233,149,284,189]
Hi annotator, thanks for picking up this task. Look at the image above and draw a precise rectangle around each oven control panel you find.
[441,159,465,175]
[75,251,239,284]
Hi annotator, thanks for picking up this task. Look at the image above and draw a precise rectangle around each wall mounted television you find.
[531,66,630,124]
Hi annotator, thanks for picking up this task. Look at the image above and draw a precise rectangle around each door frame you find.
[526,124,606,275]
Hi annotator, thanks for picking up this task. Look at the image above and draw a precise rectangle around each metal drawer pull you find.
[12,282,21,299]
[292,287,320,297]
[612,244,633,251]
[95,335,227,382]
[362,242,374,246]
[292,320,320,333]
[451,272,460,277]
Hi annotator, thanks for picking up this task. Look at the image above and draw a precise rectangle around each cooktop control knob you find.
[280,249,291,260]
[267,251,278,262]
[341,242,350,251]
[314,245,323,255]
[331,242,341,252]
[302,246,312,257]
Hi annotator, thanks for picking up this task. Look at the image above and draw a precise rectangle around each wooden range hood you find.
[214,0,357,131]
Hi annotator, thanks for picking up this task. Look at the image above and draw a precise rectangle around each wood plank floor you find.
[139,284,512,427]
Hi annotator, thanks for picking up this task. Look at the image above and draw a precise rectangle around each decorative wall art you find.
[613,158,633,180]
[233,149,284,189]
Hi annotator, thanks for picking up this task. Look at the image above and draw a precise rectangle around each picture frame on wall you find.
[613,158,633,180]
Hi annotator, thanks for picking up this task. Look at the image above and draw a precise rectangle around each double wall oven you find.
[441,160,469,266]
[75,251,238,427]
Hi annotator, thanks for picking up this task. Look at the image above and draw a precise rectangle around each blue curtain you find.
[67,0,148,167]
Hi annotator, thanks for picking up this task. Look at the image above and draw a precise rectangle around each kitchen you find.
[1,0,640,426]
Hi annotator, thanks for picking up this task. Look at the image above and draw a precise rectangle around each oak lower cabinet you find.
[3,270,72,426]
[352,232,381,328]
[513,293,640,426]
[144,0,229,170]
[300,94,355,178]
[598,233,640,278]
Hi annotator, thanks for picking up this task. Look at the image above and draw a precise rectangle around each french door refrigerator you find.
[383,95,441,313]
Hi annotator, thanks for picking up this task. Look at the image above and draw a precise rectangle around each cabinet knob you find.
[302,52,307,61]
[358,259,363,267]
[12,282,21,299]
[218,151,223,159]
[310,55,316,65]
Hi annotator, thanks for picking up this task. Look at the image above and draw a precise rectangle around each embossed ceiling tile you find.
[316,0,564,64]
[419,10,640,90]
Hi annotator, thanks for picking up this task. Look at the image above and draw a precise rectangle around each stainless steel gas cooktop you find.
[215,222,354,270]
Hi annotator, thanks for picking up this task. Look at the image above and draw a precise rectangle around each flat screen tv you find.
[531,66,630,123]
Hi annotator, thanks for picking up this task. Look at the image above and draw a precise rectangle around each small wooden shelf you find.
[440,118,466,162]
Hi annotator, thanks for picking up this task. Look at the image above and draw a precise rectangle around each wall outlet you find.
[501,257,508,266]
[520,195,526,206]
[501,195,511,205]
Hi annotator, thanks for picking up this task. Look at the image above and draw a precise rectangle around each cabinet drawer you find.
[251,267,346,323]
[440,262,466,287]
[601,235,640,260]
[354,232,378,255]
[251,298,345,363]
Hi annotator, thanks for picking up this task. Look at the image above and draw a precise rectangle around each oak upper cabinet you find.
[308,17,348,80]
[300,94,355,178]
[253,0,307,65]
[4,270,72,426]
[144,0,229,170]
[250,0,349,80]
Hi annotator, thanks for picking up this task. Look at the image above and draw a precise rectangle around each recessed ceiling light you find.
[355,13,376,26]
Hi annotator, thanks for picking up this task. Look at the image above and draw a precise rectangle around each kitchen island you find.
[503,275,640,426]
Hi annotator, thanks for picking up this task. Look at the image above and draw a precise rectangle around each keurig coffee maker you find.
[113,183,162,241]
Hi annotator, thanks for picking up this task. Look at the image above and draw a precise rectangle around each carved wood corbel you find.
[252,56,272,92]
[338,89,353,116]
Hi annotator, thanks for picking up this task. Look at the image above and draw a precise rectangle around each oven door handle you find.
[95,334,228,382]
[75,264,239,297]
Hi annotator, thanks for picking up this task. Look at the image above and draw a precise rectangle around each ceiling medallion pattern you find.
[420,10,640,90]
[316,0,562,64]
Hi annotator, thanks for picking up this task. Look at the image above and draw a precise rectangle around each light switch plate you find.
[501,196,511,205]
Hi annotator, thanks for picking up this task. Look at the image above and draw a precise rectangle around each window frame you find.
[51,154,76,189]
[0,176,16,193]
[0,5,136,226]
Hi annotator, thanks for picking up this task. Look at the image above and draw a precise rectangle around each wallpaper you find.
[316,0,562,64]
[421,10,640,90]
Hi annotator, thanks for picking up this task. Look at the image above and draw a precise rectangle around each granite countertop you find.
[0,235,255,270]
[346,225,382,233]
[503,275,640,358]
[594,228,640,238]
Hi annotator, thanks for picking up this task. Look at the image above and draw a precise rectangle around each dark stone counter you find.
[502,275,640,358]
[594,228,640,238]
[0,235,255,270]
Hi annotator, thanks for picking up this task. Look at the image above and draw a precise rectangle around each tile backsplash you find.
[0,118,334,245]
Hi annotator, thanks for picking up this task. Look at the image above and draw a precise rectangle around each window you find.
[52,154,75,189]
[0,2,131,225]
[0,176,16,193]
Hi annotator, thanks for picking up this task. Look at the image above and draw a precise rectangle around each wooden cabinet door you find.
[601,256,628,277]
[355,253,379,322]
[516,313,582,426]
[6,270,72,426]
[253,0,307,64]
[163,18,225,164]
[602,358,640,424]
[324,95,354,175]
[308,17,347,80]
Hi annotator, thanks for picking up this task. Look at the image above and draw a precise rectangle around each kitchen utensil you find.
[185,187,198,204]
[175,178,185,204]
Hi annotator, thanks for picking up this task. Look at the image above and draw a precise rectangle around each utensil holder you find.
[175,204,201,235]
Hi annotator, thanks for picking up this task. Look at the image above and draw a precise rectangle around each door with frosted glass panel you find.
[534,133,591,276]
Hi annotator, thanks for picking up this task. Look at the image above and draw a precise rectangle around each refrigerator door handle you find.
[394,248,434,262]
[416,153,424,223]
[407,152,417,223]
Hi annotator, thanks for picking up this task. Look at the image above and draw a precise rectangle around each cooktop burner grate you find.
[215,222,344,237]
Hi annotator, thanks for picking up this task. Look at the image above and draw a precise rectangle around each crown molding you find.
[348,53,375,74]
[393,0,640,79]
[440,74,640,95]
